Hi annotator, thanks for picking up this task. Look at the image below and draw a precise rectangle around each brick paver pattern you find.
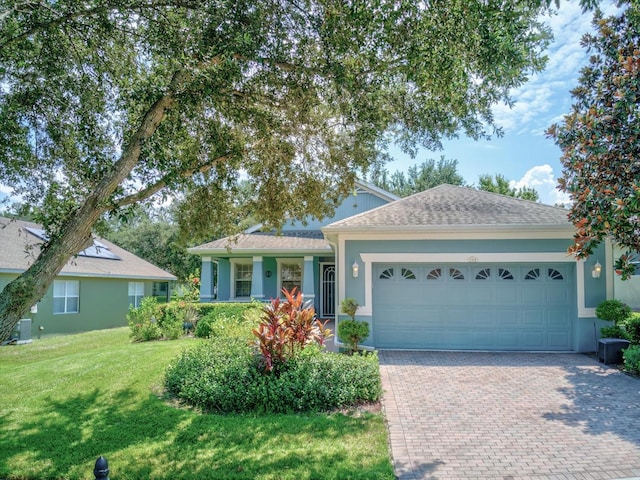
[379,351,640,480]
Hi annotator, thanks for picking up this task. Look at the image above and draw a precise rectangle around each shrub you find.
[623,345,640,374]
[161,302,200,338]
[600,325,630,340]
[340,298,359,320]
[252,287,331,374]
[624,313,640,345]
[196,312,257,340]
[596,299,632,326]
[165,336,259,412]
[194,302,262,338]
[165,340,381,413]
[338,319,370,353]
[127,297,163,342]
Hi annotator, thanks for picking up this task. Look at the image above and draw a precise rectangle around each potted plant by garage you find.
[596,299,631,339]
[595,299,632,364]
[338,298,369,355]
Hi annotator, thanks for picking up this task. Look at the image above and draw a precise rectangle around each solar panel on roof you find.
[25,227,121,260]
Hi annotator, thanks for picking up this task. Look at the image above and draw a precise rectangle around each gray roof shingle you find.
[189,231,331,254]
[0,217,176,280]
[323,184,572,231]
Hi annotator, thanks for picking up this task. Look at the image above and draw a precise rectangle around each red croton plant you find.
[252,287,332,374]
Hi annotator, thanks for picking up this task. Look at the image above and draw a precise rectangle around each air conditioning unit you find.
[11,319,33,345]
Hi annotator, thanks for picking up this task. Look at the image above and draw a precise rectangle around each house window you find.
[401,268,416,280]
[128,282,145,307]
[524,268,540,280]
[53,280,79,314]
[280,262,302,293]
[498,268,514,280]
[548,268,564,280]
[475,268,491,280]
[234,263,253,298]
[426,268,441,280]
[152,281,169,301]
[379,268,394,279]
[449,268,464,280]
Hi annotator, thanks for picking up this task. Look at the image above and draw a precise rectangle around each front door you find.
[320,263,336,318]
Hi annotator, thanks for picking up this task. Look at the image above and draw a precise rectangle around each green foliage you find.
[194,302,262,338]
[368,157,465,197]
[600,325,629,341]
[340,297,360,320]
[252,288,331,374]
[160,301,201,339]
[596,299,632,326]
[477,173,540,201]
[338,320,371,353]
[165,339,381,413]
[622,345,640,374]
[0,0,573,338]
[547,3,640,277]
[127,297,163,342]
[171,271,201,302]
[102,212,201,282]
[624,314,640,345]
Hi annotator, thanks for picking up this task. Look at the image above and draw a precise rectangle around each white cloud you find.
[493,1,621,135]
[509,164,571,206]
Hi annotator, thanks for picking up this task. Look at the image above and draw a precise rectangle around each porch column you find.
[251,256,264,299]
[199,257,214,302]
[302,256,315,301]
[217,258,231,301]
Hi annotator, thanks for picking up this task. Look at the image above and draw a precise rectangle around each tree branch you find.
[114,155,232,208]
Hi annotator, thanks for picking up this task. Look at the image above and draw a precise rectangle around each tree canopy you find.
[368,156,464,197]
[477,173,540,201]
[547,1,639,279]
[0,0,572,340]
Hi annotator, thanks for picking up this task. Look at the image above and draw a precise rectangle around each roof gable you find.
[0,217,176,280]
[323,184,572,231]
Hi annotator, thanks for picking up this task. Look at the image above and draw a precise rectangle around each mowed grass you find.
[0,328,394,480]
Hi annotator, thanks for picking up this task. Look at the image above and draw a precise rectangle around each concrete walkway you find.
[379,351,640,480]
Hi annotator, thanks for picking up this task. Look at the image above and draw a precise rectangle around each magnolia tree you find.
[0,0,588,340]
[547,1,640,279]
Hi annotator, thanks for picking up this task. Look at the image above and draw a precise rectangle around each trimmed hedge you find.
[623,345,640,374]
[165,339,381,413]
[193,302,263,338]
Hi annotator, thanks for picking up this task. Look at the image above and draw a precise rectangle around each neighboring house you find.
[188,180,398,317]
[0,217,176,338]
[190,182,631,353]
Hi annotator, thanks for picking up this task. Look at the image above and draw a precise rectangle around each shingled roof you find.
[323,184,572,232]
[0,217,176,280]
[188,230,332,255]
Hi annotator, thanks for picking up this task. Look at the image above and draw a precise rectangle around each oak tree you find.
[0,0,567,340]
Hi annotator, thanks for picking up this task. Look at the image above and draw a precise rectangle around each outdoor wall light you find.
[265,270,272,278]
[352,260,359,278]
[592,261,602,279]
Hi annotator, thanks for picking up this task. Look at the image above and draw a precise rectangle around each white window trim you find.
[53,279,79,315]
[230,258,253,300]
[128,281,145,308]
[276,258,304,296]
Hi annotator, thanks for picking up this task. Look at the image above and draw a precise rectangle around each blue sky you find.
[387,1,621,206]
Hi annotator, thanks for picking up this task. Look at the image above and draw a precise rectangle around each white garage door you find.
[372,263,574,351]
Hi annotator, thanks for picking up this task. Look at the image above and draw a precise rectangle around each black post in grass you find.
[94,456,109,480]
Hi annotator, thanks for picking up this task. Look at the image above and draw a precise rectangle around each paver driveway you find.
[379,351,640,480]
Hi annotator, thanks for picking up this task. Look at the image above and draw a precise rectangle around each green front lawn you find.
[0,328,394,480]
